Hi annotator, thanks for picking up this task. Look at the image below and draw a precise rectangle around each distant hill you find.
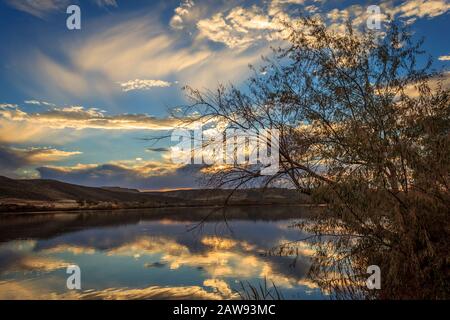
[0,176,175,203]
[100,187,140,193]
[0,176,311,213]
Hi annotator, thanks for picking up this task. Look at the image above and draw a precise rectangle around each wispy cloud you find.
[0,103,18,108]
[6,0,118,18]
[8,1,450,100]
[119,79,173,92]
[20,9,270,99]
[147,147,170,152]
[16,147,81,163]
[94,0,117,7]
[24,100,56,106]
[5,0,69,18]
[438,55,450,61]
[0,280,226,300]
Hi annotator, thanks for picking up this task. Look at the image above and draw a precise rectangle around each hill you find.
[0,176,311,213]
[0,176,176,202]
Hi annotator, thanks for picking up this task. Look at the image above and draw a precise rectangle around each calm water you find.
[0,207,326,300]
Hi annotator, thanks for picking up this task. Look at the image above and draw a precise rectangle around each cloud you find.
[40,244,96,255]
[203,278,234,297]
[439,55,450,61]
[18,147,81,163]
[101,234,311,290]
[24,100,56,107]
[0,117,78,145]
[94,0,117,7]
[326,1,450,30]
[0,280,226,300]
[21,9,269,98]
[32,52,91,98]
[0,103,18,108]
[7,255,69,273]
[170,0,195,30]
[147,147,170,152]
[6,0,118,18]
[0,221,319,300]
[196,6,285,49]
[0,104,180,135]
[195,0,450,50]
[0,146,30,173]
[70,18,211,84]
[0,145,81,176]
[389,0,450,21]
[37,161,206,189]
[0,145,81,178]
[119,79,173,92]
[12,1,449,110]
[73,284,227,300]
[0,243,70,275]
[5,0,69,18]
[402,71,450,97]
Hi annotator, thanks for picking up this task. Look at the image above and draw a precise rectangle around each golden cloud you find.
[102,235,314,291]
[0,105,181,144]
[0,280,227,300]
[40,244,97,255]
[15,147,81,163]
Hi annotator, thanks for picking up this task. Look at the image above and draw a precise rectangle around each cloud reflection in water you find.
[0,209,325,300]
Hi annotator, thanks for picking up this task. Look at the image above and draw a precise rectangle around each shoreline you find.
[0,203,326,216]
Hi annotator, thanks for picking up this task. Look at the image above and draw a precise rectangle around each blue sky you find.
[0,0,449,189]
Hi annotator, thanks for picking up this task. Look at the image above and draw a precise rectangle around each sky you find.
[0,0,449,189]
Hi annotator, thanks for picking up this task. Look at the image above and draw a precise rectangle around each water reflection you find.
[0,207,326,300]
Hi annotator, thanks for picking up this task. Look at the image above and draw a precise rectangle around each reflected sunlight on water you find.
[0,207,326,300]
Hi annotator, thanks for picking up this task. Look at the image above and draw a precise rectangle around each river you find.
[0,206,326,300]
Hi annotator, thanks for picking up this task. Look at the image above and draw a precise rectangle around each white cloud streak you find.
[94,0,117,7]
[119,79,173,92]
[5,0,69,18]
[6,0,118,18]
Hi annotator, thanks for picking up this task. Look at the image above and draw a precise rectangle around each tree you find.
[175,17,449,299]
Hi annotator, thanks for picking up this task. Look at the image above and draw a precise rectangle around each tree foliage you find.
[177,18,449,299]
